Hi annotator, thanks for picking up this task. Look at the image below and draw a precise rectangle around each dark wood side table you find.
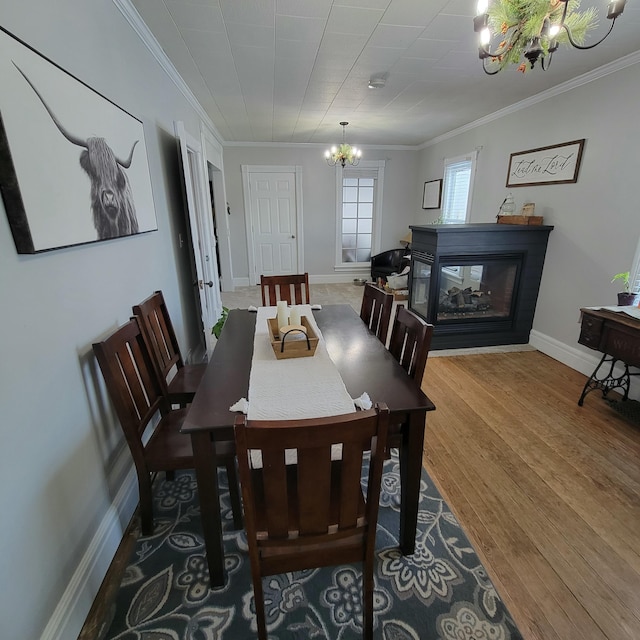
[577,307,640,405]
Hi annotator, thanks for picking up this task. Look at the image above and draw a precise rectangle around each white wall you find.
[0,1,211,638]
[222,146,419,283]
[416,59,640,372]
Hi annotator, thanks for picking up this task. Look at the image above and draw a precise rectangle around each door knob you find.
[291,235,295,239]
[205,281,214,287]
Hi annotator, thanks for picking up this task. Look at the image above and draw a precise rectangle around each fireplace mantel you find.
[409,223,553,349]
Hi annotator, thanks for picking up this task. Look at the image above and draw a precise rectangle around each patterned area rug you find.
[103,453,522,639]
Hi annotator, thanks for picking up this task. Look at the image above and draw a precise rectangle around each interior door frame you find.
[241,165,304,286]
[175,120,222,355]
[201,125,234,292]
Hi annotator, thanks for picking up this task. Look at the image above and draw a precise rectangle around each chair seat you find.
[166,362,207,404]
[145,407,236,470]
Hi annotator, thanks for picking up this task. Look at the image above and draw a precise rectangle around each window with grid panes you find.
[441,153,477,224]
[340,175,374,264]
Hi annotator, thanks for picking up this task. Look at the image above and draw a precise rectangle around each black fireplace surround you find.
[409,223,553,350]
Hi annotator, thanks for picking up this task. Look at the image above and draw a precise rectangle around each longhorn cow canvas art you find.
[0,27,157,253]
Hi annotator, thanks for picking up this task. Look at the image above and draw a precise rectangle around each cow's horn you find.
[117,140,138,169]
[13,62,87,149]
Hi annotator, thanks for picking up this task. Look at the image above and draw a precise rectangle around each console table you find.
[577,307,640,405]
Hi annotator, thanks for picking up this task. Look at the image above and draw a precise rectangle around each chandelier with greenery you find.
[473,0,627,74]
[325,122,362,168]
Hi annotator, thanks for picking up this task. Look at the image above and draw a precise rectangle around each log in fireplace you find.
[409,223,553,350]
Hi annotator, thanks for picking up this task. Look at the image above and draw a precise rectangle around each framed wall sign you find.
[506,139,585,188]
[0,26,157,254]
[422,179,442,209]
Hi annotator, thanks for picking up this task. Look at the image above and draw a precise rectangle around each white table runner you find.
[247,305,356,420]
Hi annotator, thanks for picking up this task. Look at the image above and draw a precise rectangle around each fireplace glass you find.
[437,258,518,322]
[410,254,432,320]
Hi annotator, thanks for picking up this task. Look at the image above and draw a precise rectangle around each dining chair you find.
[234,404,390,640]
[93,318,242,536]
[360,282,394,344]
[260,273,310,306]
[387,306,433,451]
[132,290,207,407]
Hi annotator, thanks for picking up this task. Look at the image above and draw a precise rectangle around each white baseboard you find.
[233,273,373,288]
[40,458,137,640]
[309,273,369,284]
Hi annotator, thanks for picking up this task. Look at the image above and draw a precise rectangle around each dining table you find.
[181,303,436,587]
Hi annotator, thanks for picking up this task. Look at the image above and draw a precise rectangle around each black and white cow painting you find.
[14,63,140,240]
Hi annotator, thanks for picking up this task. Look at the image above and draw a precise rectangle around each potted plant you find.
[211,306,229,339]
[611,272,636,306]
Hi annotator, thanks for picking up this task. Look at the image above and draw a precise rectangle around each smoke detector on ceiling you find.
[368,75,386,89]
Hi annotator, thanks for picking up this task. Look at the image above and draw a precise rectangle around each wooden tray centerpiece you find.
[267,315,319,359]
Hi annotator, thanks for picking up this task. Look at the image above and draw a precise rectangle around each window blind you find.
[442,158,472,224]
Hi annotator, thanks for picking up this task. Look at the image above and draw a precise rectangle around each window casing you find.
[335,161,384,270]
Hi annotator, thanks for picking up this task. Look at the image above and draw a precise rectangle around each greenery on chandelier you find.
[487,0,597,72]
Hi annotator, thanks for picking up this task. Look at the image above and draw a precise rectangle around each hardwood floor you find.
[422,350,640,640]
[81,348,640,640]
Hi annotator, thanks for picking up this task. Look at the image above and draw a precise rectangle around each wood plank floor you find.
[422,350,640,640]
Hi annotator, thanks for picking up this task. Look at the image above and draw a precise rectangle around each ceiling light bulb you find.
[476,0,489,15]
[549,24,561,37]
[480,27,491,45]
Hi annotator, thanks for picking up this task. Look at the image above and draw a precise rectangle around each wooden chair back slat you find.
[261,448,289,538]
[234,405,389,639]
[133,291,184,385]
[388,306,433,384]
[94,319,165,441]
[338,441,365,528]
[360,283,393,343]
[297,446,332,535]
[260,273,310,306]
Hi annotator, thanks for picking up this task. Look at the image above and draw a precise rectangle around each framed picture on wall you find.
[506,139,585,187]
[0,26,157,254]
[422,179,442,209]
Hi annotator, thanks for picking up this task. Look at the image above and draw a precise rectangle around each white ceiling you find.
[129,0,640,147]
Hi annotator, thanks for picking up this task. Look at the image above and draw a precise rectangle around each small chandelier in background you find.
[473,0,627,75]
[325,122,362,168]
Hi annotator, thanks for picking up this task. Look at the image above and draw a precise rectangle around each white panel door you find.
[250,171,297,277]
[175,121,222,356]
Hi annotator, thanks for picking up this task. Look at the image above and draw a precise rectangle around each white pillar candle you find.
[289,306,301,326]
[276,301,288,329]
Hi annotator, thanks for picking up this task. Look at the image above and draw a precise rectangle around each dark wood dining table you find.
[181,304,436,587]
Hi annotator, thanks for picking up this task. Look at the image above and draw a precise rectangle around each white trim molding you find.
[41,457,137,640]
[112,0,224,147]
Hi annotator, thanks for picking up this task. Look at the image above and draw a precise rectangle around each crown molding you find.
[421,49,640,149]
[112,0,223,146]
[223,140,417,151]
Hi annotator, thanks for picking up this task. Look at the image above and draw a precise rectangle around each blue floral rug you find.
[103,452,522,639]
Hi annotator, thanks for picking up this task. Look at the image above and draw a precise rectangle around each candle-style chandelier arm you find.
[562,14,617,50]
[473,0,627,74]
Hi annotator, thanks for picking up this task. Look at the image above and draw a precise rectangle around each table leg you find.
[190,431,226,588]
[398,410,426,555]
[578,354,632,406]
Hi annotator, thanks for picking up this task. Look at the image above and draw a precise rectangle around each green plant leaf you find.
[211,306,229,339]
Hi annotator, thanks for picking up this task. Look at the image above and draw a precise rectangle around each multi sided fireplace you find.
[409,223,553,349]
